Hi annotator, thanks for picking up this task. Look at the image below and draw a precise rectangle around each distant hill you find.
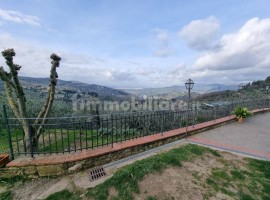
[0,76,129,97]
[122,85,185,96]
[122,84,238,96]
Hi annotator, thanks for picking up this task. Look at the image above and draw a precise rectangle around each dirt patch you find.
[218,152,249,171]
[0,186,7,194]
[135,166,205,200]
[108,187,118,199]
[134,152,242,200]
[184,153,224,173]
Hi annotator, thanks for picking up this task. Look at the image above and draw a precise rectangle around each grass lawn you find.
[44,190,80,200]
[1,144,270,200]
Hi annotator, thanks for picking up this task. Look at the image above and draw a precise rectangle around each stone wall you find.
[0,119,233,179]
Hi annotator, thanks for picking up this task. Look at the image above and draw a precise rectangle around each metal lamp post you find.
[185,78,194,137]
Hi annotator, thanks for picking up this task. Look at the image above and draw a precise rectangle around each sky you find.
[0,0,270,89]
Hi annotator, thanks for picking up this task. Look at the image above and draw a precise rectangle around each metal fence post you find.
[192,104,195,128]
[214,106,217,122]
[3,105,14,160]
[28,124,34,158]
[185,108,189,137]
[161,110,165,136]
[111,114,114,148]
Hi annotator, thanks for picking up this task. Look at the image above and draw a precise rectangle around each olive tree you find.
[0,48,61,149]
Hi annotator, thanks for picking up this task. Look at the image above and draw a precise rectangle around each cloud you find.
[153,28,174,57]
[179,16,220,51]
[0,33,144,88]
[193,17,270,71]
[156,29,169,42]
[3,16,269,88]
[0,33,50,75]
[167,63,186,75]
[136,69,155,76]
[0,9,40,26]
[110,71,136,81]
[0,33,97,79]
[166,63,188,81]
[155,47,172,57]
[191,66,268,85]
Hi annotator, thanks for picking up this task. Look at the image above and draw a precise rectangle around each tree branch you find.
[34,53,61,136]
[4,82,21,121]
[0,66,16,89]
[2,49,28,118]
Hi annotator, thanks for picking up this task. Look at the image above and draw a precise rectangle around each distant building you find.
[200,101,229,109]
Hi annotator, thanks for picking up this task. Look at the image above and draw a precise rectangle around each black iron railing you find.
[1,99,269,159]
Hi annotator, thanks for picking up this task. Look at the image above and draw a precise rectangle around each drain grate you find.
[89,166,107,182]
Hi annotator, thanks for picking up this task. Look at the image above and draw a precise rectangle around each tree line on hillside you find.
[243,76,270,89]
[192,76,270,102]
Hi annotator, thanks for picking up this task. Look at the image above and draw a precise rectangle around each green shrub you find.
[232,107,252,119]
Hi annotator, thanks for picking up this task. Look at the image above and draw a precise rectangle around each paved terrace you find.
[188,110,270,160]
[6,108,270,167]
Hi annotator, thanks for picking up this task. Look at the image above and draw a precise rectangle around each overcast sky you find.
[0,0,270,88]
